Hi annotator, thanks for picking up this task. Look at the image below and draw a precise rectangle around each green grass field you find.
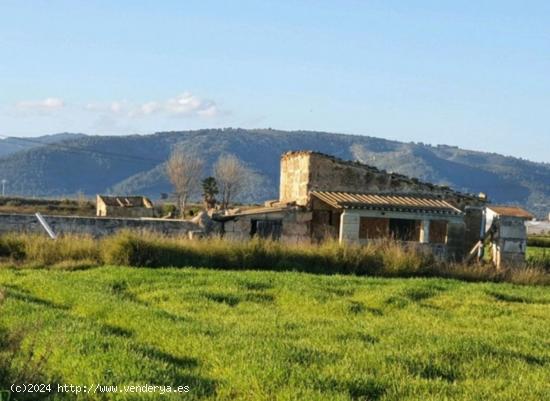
[1,267,549,401]
[529,247,550,257]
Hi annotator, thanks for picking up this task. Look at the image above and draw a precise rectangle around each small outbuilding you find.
[310,191,465,259]
[485,205,534,268]
[96,195,154,218]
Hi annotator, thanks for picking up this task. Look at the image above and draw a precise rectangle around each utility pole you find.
[1,179,6,196]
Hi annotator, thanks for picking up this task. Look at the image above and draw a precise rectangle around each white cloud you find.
[165,92,218,116]
[137,101,161,116]
[85,101,128,114]
[87,92,220,119]
[16,97,65,111]
[132,92,219,118]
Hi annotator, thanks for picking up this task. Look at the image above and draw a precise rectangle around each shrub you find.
[0,234,25,260]
[161,203,177,216]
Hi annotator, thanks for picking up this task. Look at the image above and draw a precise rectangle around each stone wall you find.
[97,206,155,218]
[223,209,313,244]
[279,152,312,205]
[0,213,199,237]
[279,151,483,210]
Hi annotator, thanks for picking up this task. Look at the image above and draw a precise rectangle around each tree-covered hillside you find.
[0,128,548,217]
[0,133,86,158]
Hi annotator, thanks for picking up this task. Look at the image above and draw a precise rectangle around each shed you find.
[485,205,533,268]
[310,191,465,259]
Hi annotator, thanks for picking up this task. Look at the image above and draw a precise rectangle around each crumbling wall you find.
[223,210,313,244]
[279,152,311,205]
[99,207,155,218]
[279,151,481,208]
[0,213,198,237]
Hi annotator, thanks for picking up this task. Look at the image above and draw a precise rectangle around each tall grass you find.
[0,233,101,269]
[101,231,436,276]
[527,235,550,248]
[0,231,548,285]
[527,247,550,271]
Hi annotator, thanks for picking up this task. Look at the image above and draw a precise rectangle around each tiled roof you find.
[310,191,462,215]
[487,206,533,219]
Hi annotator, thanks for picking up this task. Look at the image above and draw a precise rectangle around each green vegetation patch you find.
[1,267,549,400]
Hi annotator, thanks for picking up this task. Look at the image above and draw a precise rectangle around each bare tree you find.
[214,154,257,209]
[166,149,203,218]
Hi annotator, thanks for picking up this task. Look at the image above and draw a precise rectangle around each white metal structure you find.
[35,212,57,239]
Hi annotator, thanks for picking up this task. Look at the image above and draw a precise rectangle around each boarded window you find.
[389,219,421,242]
[429,220,448,244]
[359,217,390,239]
[251,219,282,240]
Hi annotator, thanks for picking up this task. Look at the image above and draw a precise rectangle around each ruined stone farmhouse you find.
[96,195,154,218]
[221,150,527,263]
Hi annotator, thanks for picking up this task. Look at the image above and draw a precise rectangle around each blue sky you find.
[1,0,549,162]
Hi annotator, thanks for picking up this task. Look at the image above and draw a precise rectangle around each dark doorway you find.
[389,219,420,241]
[251,219,283,240]
[359,217,390,239]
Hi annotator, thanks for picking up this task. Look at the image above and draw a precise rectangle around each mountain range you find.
[0,128,548,217]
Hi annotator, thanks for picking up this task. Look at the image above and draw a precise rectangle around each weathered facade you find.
[279,151,477,208]
[310,191,466,260]
[222,206,312,245]
[217,151,534,266]
[222,151,487,260]
[485,206,533,268]
[96,195,154,218]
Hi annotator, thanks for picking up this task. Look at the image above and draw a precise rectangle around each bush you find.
[161,203,177,216]
[0,234,26,260]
